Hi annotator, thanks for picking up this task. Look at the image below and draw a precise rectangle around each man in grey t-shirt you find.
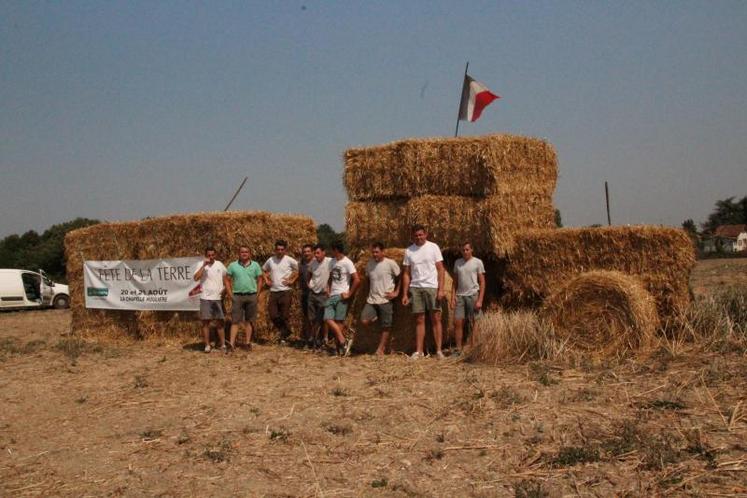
[360,242,401,355]
[450,242,486,354]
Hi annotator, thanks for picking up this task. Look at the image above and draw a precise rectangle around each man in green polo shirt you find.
[226,246,263,351]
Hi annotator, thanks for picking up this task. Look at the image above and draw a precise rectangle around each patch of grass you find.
[551,445,600,467]
[425,448,444,461]
[140,429,162,441]
[177,432,190,445]
[330,386,348,397]
[371,478,388,488]
[530,363,559,386]
[54,336,104,362]
[269,428,289,442]
[603,419,640,456]
[645,399,686,411]
[640,432,681,470]
[0,337,47,359]
[490,385,524,409]
[75,395,87,404]
[133,375,148,389]
[203,438,233,462]
[572,387,598,402]
[435,433,445,443]
[514,479,549,498]
[324,423,352,436]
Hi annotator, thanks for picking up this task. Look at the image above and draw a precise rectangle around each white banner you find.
[83,257,204,310]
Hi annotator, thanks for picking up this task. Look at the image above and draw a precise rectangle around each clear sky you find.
[2,1,746,237]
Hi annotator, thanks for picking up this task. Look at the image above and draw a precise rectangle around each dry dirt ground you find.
[690,257,747,297]
[1,260,746,497]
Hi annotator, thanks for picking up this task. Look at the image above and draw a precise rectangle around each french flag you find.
[458,74,500,122]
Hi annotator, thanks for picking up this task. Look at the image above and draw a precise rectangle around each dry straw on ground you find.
[541,271,659,355]
[346,193,555,255]
[343,134,558,200]
[64,211,317,342]
[347,248,453,354]
[464,309,566,365]
[502,226,696,317]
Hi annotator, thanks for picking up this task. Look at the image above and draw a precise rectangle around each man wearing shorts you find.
[226,246,263,352]
[324,241,360,356]
[307,244,333,350]
[360,242,400,355]
[401,225,446,359]
[194,246,230,353]
[262,240,299,345]
[450,242,486,355]
[299,244,314,348]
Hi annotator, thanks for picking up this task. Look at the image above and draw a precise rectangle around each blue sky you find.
[1,1,746,236]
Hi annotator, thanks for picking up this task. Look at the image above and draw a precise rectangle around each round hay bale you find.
[541,271,659,354]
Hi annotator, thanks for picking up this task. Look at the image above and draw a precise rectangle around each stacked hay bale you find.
[342,134,558,353]
[502,226,696,318]
[344,134,558,256]
[65,211,317,341]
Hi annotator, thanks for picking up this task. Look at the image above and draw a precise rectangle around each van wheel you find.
[53,295,70,309]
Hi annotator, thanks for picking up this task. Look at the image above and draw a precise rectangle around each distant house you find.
[738,232,747,252]
[703,224,747,253]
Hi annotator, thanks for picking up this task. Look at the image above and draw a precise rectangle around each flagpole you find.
[454,61,469,137]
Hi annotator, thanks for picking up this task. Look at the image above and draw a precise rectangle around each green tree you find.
[703,196,747,233]
[0,218,100,282]
[316,224,345,249]
[554,209,563,228]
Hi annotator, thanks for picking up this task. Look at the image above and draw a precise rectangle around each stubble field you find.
[1,259,746,497]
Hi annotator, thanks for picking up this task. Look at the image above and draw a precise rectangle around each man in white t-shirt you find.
[360,242,401,355]
[401,225,446,359]
[324,241,360,356]
[307,244,333,351]
[450,242,486,355]
[262,240,299,344]
[193,246,230,353]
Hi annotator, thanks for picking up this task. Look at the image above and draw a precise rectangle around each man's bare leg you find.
[375,329,390,355]
[431,311,443,354]
[326,319,346,345]
[454,319,465,350]
[244,321,254,347]
[229,323,239,347]
[415,313,426,354]
[216,321,226,348]
[202,320,211,348]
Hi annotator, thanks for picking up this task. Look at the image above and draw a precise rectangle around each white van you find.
[0,269,70,310]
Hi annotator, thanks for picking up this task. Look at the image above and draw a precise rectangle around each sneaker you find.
[410,352,425,360]
[451,349,462,358]
[203,344,212,353]
[220,344,228,354]
[279,339,288,347]
[226,343,235,354]
[435,351,446,360]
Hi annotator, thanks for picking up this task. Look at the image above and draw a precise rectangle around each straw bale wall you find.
[65,211,317,342]
[344,134,557,200]
[502,226,696,317]
[346,193,555,256]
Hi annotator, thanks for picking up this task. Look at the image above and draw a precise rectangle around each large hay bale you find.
[343,134,557,201]
[502,226,696,317]
[541,271,659,354]
[64,211,317,342]
[346,193,555,255]
[347,248,453,354]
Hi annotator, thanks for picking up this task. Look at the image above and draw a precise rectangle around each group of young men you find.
[193,225,486,359]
